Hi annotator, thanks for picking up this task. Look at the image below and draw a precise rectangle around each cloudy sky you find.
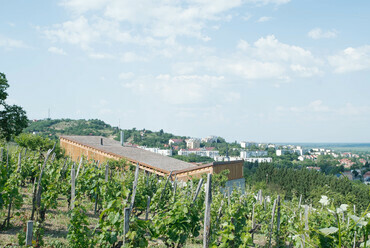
[1,0,370,143]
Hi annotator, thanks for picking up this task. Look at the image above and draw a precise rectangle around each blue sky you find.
[1,0,370,143]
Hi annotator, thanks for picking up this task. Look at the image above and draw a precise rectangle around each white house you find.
[240,141,256,148]
[138,146,173,156]
[240,150,268,158]
[201,136,218,143]
[178,148,219,158]
[244,157,272,163]
[186,138,201,149]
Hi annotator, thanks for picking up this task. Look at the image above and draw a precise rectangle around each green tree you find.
[15,133,55,152]
[0,73,28,140]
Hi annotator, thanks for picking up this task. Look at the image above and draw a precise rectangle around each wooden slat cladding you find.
[212,160,243,181]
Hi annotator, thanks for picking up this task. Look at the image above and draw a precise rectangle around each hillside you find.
[23,119,188,148]
[23,119,119,139]
[22,119,237,156]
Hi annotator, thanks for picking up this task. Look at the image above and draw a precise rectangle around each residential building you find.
[240,150,268,158]
[138,146,173,156]
[186,138,201,149]
[240,141,256,148]
[244,157,272,163]
[276,149,293,156]
[363,171,370,185]
[201,136,218,143]
[178,147,219,158]
[339,158,355,169]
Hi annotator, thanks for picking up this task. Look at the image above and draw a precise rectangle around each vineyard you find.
[1,146,370,247]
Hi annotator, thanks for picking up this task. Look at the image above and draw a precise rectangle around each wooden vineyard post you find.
[123,207,130,245]
[26,220,33,246]
[213,200,224,241]
[145,196,151,221]
[105,163,109,182]
[301,204,309,248]
[6,146,9,169]
[203,173,212,248]
[50,152,56,164]
[160,170,173,201]
[304,205,309,230]
[252,203,255,242]
[192,178,204,205]
[61,158,68,175]
[76,157,83,178]
[298,194,302,211]
[17,152,22,173]
[35,149,54,218]
[145,171,150,186]
[71,165,76,210]
[268,199,277,248]
[129,164,140,213]
[276,195,281,246]
[94,164,99,215]
[258,189,263,204]
[30,178,37,220]
[173,178,177,201]
[94,193,98,215]
[353,231,356,248]
[0,147,3,164]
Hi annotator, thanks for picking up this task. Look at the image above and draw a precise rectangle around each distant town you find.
[131,135,370,185]
[26,119,370,185]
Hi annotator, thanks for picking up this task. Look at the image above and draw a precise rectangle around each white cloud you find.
[308,100,330,112]
[120,52,147,63]
[60,0,107,14]
[119,72,135,80]
[122,74,225,104]
[88,52,113,59]
[257,16,272,22]
[59,0,244,40]
[337,103,370,116]
[0,35,28,49]
[308,28,338,39]
[277,101,370,116]
[290,64,321,77]
[203,35,322,80]
[43,16,100,50]
[245,0,290,5]
[242,13,252,21]
[328,45,370,73]
[48,46,67,55]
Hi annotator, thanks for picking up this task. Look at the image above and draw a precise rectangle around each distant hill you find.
[22,119,187,148]
[22,119,236,156]
[23,119,119,140]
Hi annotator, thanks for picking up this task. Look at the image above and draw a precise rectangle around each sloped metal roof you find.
[61,135,197,173]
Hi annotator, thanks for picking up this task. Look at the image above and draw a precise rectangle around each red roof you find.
[363,171,370,178]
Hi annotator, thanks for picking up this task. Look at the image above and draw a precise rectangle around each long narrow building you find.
[60,135,244,184]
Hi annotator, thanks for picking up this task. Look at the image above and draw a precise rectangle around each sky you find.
[1,0,370,143]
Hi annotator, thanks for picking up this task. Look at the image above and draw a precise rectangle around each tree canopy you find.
[0,73,28,141]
